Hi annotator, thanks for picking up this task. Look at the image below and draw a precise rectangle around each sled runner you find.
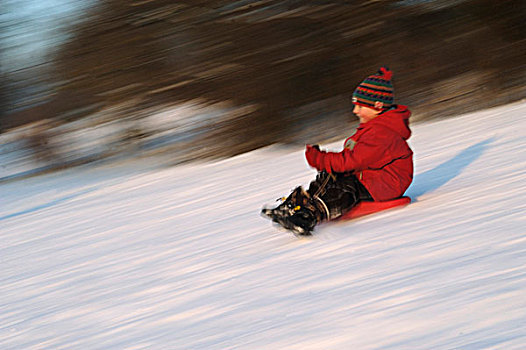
[339,196,411,220]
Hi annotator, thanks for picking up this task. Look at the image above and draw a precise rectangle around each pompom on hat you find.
[352,66,394,110]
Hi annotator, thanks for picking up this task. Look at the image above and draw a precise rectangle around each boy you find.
[262,67,413,235]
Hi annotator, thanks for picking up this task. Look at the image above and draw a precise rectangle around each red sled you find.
[340,196,411,220]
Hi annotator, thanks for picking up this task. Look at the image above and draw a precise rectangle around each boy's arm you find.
[305,131,389,173]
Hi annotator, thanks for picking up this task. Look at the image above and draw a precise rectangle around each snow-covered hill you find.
[1,102,525,349]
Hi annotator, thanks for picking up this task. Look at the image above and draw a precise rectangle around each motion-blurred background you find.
[1,0,525,179]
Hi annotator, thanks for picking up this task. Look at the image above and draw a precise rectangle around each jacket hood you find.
[370,104,412,140]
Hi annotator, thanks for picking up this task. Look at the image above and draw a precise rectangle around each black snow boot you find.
[283,194,328,235]
[261,186,310,222]
[280,207,318,235]
[275,195,328,236]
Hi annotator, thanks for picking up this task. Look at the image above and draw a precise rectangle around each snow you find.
[1,101,525,349]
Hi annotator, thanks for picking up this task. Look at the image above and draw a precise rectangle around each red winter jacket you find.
[305,105,413,201]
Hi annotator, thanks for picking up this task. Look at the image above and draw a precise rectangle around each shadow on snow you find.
[406,138,494,200]
[0,187,97,221]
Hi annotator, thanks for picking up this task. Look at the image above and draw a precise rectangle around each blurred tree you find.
[2,0,525,160]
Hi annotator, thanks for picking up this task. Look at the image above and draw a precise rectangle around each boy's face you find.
[353,104,381,123]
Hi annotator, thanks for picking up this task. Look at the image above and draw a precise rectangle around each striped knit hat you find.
[352,67,394,110]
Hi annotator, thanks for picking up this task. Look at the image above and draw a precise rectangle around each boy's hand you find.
[305,144,323,170]
[306,144,336,173]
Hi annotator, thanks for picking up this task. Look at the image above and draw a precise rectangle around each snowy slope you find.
[1,102,525,350]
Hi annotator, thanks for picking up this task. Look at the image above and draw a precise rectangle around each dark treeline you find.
[2,0,525,158]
